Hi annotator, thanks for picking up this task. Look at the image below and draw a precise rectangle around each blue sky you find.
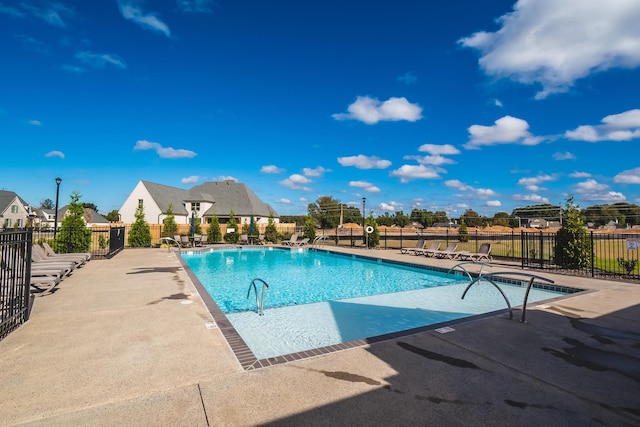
[2,0,640,219]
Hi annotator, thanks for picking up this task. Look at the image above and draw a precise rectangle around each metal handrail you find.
[461,271,554,322]
[447,261,492,282]
[247,278,270,315]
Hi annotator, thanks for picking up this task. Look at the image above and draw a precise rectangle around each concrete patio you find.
[1,247,639,426]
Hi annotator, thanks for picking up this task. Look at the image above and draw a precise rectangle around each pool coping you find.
[177,245,587,370]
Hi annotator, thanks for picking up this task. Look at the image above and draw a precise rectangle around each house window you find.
[4,219,11,228]
[191,202,200,212]
[138,199,143,209]
[16,219,22,227]
[10,205,18,213]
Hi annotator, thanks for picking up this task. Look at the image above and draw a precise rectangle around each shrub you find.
[458,221,469,242]
[224,210,240,243]
[54,192,91,253]
[264,213,278,243]
[554,195,591,268]
[128,203,152,247]
[207,214,222,243]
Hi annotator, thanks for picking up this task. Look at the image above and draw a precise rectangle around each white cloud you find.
[349,181,381,193]
[214,175,237,182]
[117,1,171,37]
[552,152,575,161]
[9,2,75,26]
[517,174,556,191]
[303,166,329,177]
[45,150,64,159]
[389,164,441,183]
[177,0,216,13]
[418,144,460,156]
[493,98,503,108]
[379,202,401,212]
[180,176,200,184]
[332,96,422,124]
[574,179,626,203]
[486,200,502,207]
[61,64,85,73]
[446,179,496,199]
[260,165,285,174]
[275,198,291,204]
[614,167,640,184]
[565,109,640,142]
[29,119,42,126]
[459,0,640,99]
[75,51,126,69]
[337,154,391,169]
[279,174,313,191]
[569,171,591,179]
[397,72,417,85]
[513,194,550,204]
[465,116,544,149]
[133,139,196,159]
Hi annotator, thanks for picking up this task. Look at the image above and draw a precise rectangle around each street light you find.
[362,197,366,228]
[54,177,61,239]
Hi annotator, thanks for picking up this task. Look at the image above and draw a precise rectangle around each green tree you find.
[364,215,379,248]
[376,212,394,226]
[162,204,178,237]
[303,215,316,241]
[264,213,278,243]
[554,195,591,268]
[54,192,91,253]
[207,214,222,243]
[458,221,469,242]
[224,210,240,243]
[40,198,54,209]
[128,203,152,247]
[492,212,510,227]
[82,202,98,212]
[105,210,120,222]
[308,196,341,228]
[433,211,448,224]
[460,209,481,227]
[394,211,410,228]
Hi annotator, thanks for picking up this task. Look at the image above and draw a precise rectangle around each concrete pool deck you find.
[1,247,639,426]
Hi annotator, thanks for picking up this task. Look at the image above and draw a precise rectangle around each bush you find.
[128,203,152,247]
[554,195,591,268]
[224,210,240,243]
[207,214,222,243]
[458,221,469,242]
[54,192,91,253]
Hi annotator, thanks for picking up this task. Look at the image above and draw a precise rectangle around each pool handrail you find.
[247,278,270,315]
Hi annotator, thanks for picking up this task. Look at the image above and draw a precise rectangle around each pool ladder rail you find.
[247,278,269,315]
[448,262,554,323]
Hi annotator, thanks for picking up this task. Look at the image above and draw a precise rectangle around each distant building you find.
[0,190,34,229]
[118,180,279,226]
[528,218,561,229]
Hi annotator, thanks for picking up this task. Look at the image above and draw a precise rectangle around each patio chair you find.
[432,243,460,259]
[291,237,310,247]
[34,244,86,267]
[240,234,249,245]
[193,234,204,247]
[42,242,91,261]
[419,241,441,257]
[400,238,425,255]
[462,243,492,262]
[282,234,298,246]
[179,235,191,248]
[31,246,79,270]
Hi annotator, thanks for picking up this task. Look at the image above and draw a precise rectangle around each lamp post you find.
[53,177,62,239]
[362,197,366,228]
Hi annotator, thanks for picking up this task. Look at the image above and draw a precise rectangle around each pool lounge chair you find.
[432,243,459,259]
[400,238,425,255]
[42,241,91,261]
[282,234,298,246]
[291,237,310,247]
[419,241,441,257]
[457,243,492,262]
[33,245,86,267]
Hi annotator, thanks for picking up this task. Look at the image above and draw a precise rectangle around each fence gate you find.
[108,226,125,258]
[0,230,32,340]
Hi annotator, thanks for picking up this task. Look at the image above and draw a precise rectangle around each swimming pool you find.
[181,247,573,363]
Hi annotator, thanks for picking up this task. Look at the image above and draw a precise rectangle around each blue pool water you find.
[181,247,569,359]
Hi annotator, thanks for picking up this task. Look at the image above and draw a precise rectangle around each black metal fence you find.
[314,227,640,282]
[0,230,32,340]
[31,226,125,259]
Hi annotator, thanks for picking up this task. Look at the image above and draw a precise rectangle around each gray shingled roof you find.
[141,180,278,218]
[0,190,29,213]
[140,181,190,216]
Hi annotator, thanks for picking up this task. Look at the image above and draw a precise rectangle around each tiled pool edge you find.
[176,246,586,370]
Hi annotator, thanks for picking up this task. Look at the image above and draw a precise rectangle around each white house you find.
[118,180,279,226]
[0,190,34,229]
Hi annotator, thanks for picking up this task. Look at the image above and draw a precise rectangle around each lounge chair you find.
[400,238,425,255]
[282,234,298,246]
[419,241,441,257]
[457,243,492,262]
[291,237,310,247]
[240,234,249,245]
[193,234,204,247]
[31,248,77,272]
[34,244,87,267]
[179,235,191,248]
[42,241,91,261]
[432,243,459,259]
